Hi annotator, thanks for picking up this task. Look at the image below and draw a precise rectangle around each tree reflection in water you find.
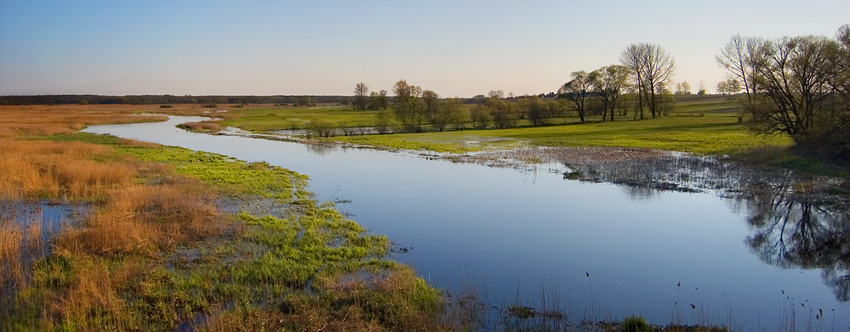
[740,182,850,302]
[543,147,850,302]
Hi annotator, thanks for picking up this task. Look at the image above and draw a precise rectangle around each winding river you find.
[84,117,849,331]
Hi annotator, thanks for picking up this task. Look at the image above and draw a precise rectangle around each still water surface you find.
[84,117,849,330]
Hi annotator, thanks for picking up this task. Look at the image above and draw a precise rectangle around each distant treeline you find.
[0,95,350,105]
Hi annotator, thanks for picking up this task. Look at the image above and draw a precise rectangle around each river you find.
[83,116,849,331]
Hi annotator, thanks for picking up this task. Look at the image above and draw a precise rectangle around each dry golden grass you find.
[58,177,224,257]
[0,104,164,138]
[0,140,134,200]
[177,121,223,133]
[0,103,282,138]
[0,219,26,292]
[0,205,43,296]
[35,254,141,332]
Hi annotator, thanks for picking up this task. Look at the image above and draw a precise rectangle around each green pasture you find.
[219,106,380,131]
[211,97,793,155]
[385,114,791,155]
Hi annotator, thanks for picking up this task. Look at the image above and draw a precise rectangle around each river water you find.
[83,117,849,331]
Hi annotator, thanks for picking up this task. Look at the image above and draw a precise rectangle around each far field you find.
[211,96,792,155]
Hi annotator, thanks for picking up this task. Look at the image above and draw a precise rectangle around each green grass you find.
[210,97,793,155]
[334,115,792,155]
[117,145,311,201]
[219,106,381,131]
[7,132,445,331]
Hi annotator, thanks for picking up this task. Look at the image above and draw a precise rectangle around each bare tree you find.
[675,81,691,96]
[716,35,769,104]
[748,35,845,140]
[620,43,676,119]
[354,82,369,110]
[488,90,505,99]
[716,77,741,95]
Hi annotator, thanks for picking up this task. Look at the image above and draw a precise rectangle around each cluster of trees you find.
[353,80,576,134]
[0,95,350,106]
[350,82,390,111]
[716,25,850,161]
[351,43,681,134]
[557,43,678,123]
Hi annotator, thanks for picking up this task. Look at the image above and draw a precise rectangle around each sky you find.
[1,0,848,98]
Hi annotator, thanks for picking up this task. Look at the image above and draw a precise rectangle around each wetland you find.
[81,116,850,331]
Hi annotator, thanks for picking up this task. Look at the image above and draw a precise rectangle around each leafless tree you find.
[716,35,769,104]
[748,35,845,141]
[620,43,676,119]
[354,82,369,110]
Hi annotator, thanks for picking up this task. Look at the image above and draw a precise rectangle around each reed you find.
[58,179,224,257]
[0,140,133,201]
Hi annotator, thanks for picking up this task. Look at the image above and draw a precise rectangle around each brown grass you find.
[0,104,238,330]
[0,140,134,201]
[0,103,282,138]
[58,177,224,257]
[178,121,223,133]
[0,204,43,296]
[33,254,142,332]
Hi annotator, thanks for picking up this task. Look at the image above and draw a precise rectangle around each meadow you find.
[0,106,451,331]
[208,97,793,156]
[0,102,820,331]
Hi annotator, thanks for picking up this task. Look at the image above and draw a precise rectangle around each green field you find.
[219,105,381,131]
[213,96,793,155]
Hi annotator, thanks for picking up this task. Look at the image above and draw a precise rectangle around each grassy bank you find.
[0,104,794,331]
[204,97,793,155]
[0,104,451,331]
[1,134,448,331]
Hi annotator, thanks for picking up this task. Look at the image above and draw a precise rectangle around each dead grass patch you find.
[0,140,134,200]
[0,205,44,296]
[58,177,225,257]
[177,121,223,133]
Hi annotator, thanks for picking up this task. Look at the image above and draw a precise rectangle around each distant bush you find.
[202,104,217,108]
[621,315,653,332]
[177,121,222,134]
[160,104,173,108]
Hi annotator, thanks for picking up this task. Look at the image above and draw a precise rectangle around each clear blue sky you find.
[1,0,848,97]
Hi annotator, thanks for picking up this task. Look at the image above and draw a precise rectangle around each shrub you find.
[621,315,653,332]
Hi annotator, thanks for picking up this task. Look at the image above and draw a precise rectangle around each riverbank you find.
[3,105,845,331]
[2,132,453,331]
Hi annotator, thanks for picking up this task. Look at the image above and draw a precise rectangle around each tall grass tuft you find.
[58,179,224,257]
[0,140,134,201]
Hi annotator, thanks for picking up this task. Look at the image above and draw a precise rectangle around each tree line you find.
[346,43,682,135]
[716,24,850,161]
[0,95,350,106]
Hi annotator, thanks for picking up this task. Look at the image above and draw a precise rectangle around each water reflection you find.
[0,201,88,292]
[306,143,341,156]
[551,147,850,302]
[82,120,850,329]
[740,183,850,302]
